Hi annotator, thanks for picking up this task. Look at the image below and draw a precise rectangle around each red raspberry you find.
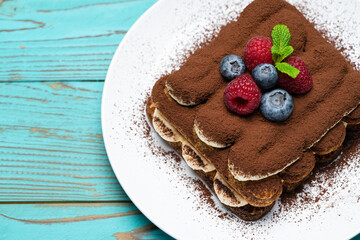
[243,36,274,71]
[224,74,261,115]
[278,56,313,94]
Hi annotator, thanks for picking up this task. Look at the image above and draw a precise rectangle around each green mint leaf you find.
[271,45,293,63]
[280,46,294,61]
[271,25,300,79]
[275,62,299,78]
[271,24,291,51]
[271,45,282,62]
[271,24,294,63]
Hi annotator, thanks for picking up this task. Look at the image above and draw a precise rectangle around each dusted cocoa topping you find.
[151,0,360,180]
[346,106,360,123]
[315,145,343,166]
[166,68,222,106]
[231,175,283,207]
[279,151,316,183]
[228,70,359,178]
[312,122,346,155]
[346,125,360,140]
[195,89,244,146]
[345,107,360,140]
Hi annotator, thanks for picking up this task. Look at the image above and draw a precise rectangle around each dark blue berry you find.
[260,89,294,122]
[220,55,246,81]
[252,63,278,90]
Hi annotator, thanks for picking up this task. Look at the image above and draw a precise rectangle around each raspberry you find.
[277,56,313,94]
[224,74,261,115]
[243,36,274,71]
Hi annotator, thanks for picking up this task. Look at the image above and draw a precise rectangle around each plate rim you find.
[101,0,179,238]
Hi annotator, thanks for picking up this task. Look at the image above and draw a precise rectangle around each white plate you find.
[101,0,360,239]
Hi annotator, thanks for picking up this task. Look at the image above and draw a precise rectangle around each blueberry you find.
[252,63,278,90]
[260,89,294,122]
[220,55,246,81]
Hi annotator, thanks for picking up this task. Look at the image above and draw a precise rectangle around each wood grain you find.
[0,81,127,201]
[0,202,173,240]
[0,0,173,238]
[0,0,157,81]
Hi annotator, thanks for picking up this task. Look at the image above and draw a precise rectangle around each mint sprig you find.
[271,24,299,78]
[275,62,299,79]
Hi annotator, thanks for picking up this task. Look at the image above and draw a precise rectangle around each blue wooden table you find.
[0,1,359,239]
[0,0,174,239]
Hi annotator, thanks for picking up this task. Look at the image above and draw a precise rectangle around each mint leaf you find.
[271,25,293,62]
[280,46,294,60]
[271,45,293,62]
[271,45,282,62]
[275,62,299,78]
[271,24,299,79]
[271,25,291,51]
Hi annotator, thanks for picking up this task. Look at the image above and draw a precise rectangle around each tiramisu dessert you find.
[146,0,360,220]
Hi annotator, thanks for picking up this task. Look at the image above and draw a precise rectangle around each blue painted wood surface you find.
[0,82,125,201]
[0,0,156,81]
[1,203,172,240]
[0,0,174,239]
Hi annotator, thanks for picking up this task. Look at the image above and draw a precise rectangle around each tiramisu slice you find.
[147,0,360,220]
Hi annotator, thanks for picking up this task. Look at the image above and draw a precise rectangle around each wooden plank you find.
[0,0,157,81]
[10,202,357,240]
[0,202,173,240]
[0,202,357,240]
[0,81,128,201]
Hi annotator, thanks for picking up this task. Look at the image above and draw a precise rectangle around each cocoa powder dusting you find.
[281,151,316,180]
[312,122,346,154]
[137,94,183,167]
[281,137,360,209]
[346,106,360,123]
[192,179,216,209]
[151,0,360,180]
